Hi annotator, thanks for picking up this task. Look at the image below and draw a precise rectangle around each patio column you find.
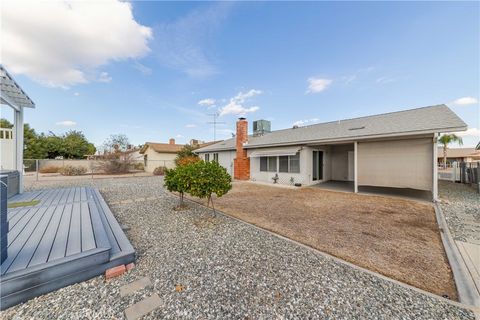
[14,106,24,193]
[354,141,358,193]
[432,133,438,201]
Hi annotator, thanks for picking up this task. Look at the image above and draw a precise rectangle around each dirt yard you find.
[189,182,457,300]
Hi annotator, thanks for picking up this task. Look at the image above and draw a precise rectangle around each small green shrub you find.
[39,166,61,173]
[133,162,144,170]
[153,166,167,176]
[59,165,87,176]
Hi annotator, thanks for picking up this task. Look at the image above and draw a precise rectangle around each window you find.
[289,153,300,173]
[260,153,300,173]
[213,153,219,162]
[268,156,277,172]
[279,156,289,172]
[260,157,268,171]
[205,153,210,161]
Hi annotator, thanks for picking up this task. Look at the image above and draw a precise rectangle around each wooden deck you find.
[1,187,135,310]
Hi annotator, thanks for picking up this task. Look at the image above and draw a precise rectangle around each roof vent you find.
[292,125,299,129]
[348,126,365,131]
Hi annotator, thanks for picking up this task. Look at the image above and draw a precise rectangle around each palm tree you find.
[438,134,463,169]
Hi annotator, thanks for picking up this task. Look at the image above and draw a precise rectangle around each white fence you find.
[0,128,15,170]
[438,161,480,192]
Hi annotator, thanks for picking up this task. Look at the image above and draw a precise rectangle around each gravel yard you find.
[439,180,480,243]
[0,177,474,319]
[189,181,457,300]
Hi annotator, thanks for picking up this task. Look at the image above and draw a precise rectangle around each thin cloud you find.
[2,1,152,87]
[97,72,112,83]
[154,2,233,77]
[56,120,77,127]
[376,76,396,84]
[292,118,320,127]
[455,128,480,137]
[219,89,262,116]
[306,77,332,94]
[185,124,197,128]
[133,61,152,75]
[453,97,478,106]
[73,92,80,96]
[198,98,216,107]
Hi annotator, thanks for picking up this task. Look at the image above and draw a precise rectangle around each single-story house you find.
[140,138,215,172]
[437,147,480,166]
[195,104,467,200]
[140,138,184,172]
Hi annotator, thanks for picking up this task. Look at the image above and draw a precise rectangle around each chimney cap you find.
[238,117,246,121]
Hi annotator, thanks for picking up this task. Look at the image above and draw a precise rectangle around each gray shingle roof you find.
[196,104,467,152]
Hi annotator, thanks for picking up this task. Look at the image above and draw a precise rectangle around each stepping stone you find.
[124,294,162,320]
[120,277,152,297]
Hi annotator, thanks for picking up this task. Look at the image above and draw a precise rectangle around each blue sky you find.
[1,1,479,148]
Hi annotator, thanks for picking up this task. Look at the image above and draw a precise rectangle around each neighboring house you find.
[195,104,467,200]
[140,138,184,172]
[437,148,480,166]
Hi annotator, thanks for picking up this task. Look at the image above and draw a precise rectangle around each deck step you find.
[1,187,135,310]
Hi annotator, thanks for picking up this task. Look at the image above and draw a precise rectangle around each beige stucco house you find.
[140,139,184,172]
[196,104,467,200]
[437,148,480,166]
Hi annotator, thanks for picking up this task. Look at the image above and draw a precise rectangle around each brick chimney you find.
[169,138,175,145]
[234,117,250,180]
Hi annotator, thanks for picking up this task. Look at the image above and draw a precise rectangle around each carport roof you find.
[0,65,35,110]
[196,104,467,152]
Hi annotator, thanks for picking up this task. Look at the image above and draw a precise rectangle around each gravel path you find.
[0,177,474,319]
[439,180,480,244]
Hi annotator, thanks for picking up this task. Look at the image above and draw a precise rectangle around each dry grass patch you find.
[188,182,457,300]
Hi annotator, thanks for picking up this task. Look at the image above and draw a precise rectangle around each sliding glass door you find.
[312,150,323,181]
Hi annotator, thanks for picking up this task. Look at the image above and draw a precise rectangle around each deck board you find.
[7,206,57,273]
[66,202,82,256]
[49,204,73,262]
[29,204,65,267]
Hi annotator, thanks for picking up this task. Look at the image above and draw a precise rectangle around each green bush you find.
[132,162,144,171]
[153,166,167,176]
[59,165,87,176]
[164,164,195,207]
[164,160,232,212]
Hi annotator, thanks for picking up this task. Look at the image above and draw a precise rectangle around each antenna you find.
[207,113,225,142]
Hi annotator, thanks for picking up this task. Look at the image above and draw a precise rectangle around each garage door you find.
[357,138,433,191]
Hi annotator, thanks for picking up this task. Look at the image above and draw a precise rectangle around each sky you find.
[1,1,479,149]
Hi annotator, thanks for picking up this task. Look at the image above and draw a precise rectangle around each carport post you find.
[432,134,438,201]
[354,141,358,193]
[14,106,24,193]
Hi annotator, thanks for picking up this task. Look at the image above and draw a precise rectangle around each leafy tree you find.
[187,161,232,214]
[176,156,200,167]
[438,134,463,168]
[63,130,96,158]
[24,124,47,159]
[0,118,13,128]
[175,144,199,166]
[164,164,195,207]
[1,119,95,159]
[103,134,130,153]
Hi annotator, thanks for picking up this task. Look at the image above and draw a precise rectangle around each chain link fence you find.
[24,159,176,181]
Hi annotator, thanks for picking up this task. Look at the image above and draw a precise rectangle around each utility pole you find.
[207,113,225,142]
